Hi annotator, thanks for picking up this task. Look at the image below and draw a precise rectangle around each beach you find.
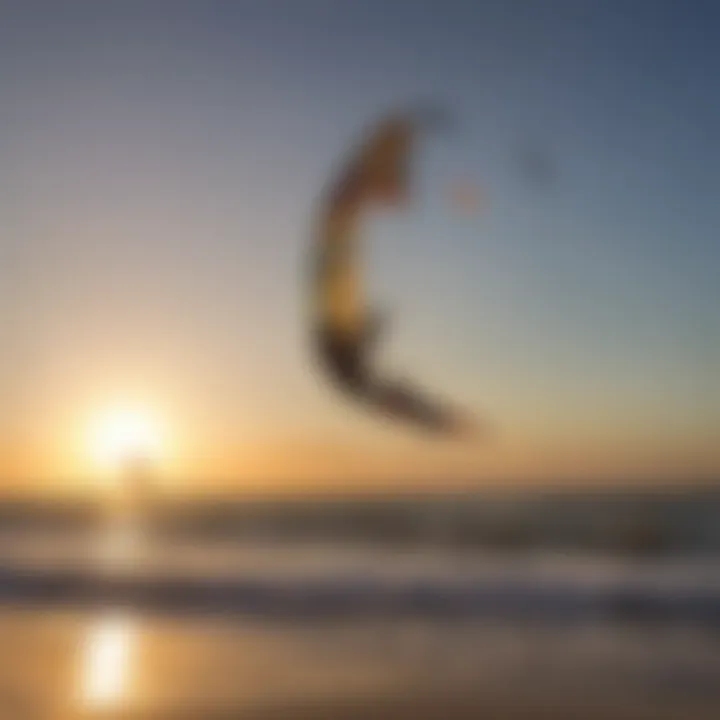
[1,530,720,720]
[3,608,720,719]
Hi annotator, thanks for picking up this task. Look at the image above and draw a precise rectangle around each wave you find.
[0,535,719,624]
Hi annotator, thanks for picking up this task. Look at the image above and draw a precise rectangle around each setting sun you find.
[88,406,167,475]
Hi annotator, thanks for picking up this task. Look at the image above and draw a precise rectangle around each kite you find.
[309,108,480,437]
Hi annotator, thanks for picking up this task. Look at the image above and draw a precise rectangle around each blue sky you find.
[0,0,717,485]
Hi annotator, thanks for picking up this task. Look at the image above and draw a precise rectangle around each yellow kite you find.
[309,108,480,437]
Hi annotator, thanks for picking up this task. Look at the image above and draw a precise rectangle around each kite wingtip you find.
[409,102,454,134]
[383,100,452,136]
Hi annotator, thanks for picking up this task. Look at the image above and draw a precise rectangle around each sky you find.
[0,0,718,490]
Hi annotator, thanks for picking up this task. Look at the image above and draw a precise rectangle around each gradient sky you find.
[0,0,718,489]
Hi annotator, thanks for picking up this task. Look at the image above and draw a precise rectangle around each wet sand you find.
[2,608,719,720]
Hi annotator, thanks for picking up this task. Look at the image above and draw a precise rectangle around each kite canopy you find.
[309,108,481,438]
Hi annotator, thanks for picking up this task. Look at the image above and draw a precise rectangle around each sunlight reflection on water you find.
[79,513,141,712]
[80,613,136,710]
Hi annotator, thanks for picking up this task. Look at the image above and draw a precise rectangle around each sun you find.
[89,406,166,476]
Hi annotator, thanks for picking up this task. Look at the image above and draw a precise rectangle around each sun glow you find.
[88,405,167,476]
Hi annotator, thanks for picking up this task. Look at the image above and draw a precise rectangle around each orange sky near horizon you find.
[1,424,717,496]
